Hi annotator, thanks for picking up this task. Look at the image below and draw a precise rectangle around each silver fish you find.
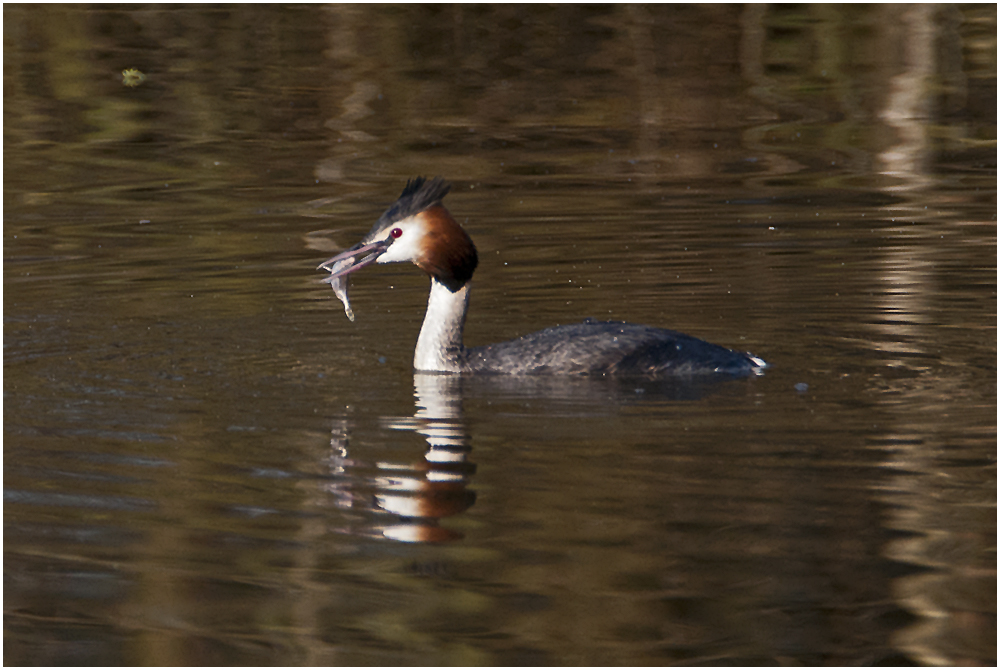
[317,238,393,323]
[321,257,356,322]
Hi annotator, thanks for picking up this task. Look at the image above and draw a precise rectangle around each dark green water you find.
[4,5,995,665]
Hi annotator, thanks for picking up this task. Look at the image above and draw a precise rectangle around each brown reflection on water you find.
[3,4,995,667]
[865,8,996,663]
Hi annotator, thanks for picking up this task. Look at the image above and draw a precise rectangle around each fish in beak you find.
[317,238,393,322]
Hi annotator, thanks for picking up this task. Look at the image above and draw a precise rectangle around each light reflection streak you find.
[321,374,476,543]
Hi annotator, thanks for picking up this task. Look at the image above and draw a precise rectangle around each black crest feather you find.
[378,177,451,227]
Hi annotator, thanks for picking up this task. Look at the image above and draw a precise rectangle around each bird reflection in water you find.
[321,374,476,543]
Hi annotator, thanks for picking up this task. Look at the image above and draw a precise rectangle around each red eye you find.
[391,227,403,239]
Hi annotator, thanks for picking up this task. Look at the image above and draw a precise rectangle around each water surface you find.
[4,5,996,665]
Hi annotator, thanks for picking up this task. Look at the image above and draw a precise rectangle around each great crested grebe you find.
[318,177,766,377]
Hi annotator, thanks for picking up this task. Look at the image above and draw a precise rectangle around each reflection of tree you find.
[9,5,991,188]
[865,6,996,666]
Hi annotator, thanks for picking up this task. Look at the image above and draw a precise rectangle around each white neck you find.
[413,278,470,373]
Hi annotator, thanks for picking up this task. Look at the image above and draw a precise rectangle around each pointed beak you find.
[317,238,391,280]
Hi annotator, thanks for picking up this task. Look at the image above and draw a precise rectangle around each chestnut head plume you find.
[318,177,478,293]
[362,177,477,291]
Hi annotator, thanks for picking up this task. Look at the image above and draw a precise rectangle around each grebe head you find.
[318,177,478,292]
